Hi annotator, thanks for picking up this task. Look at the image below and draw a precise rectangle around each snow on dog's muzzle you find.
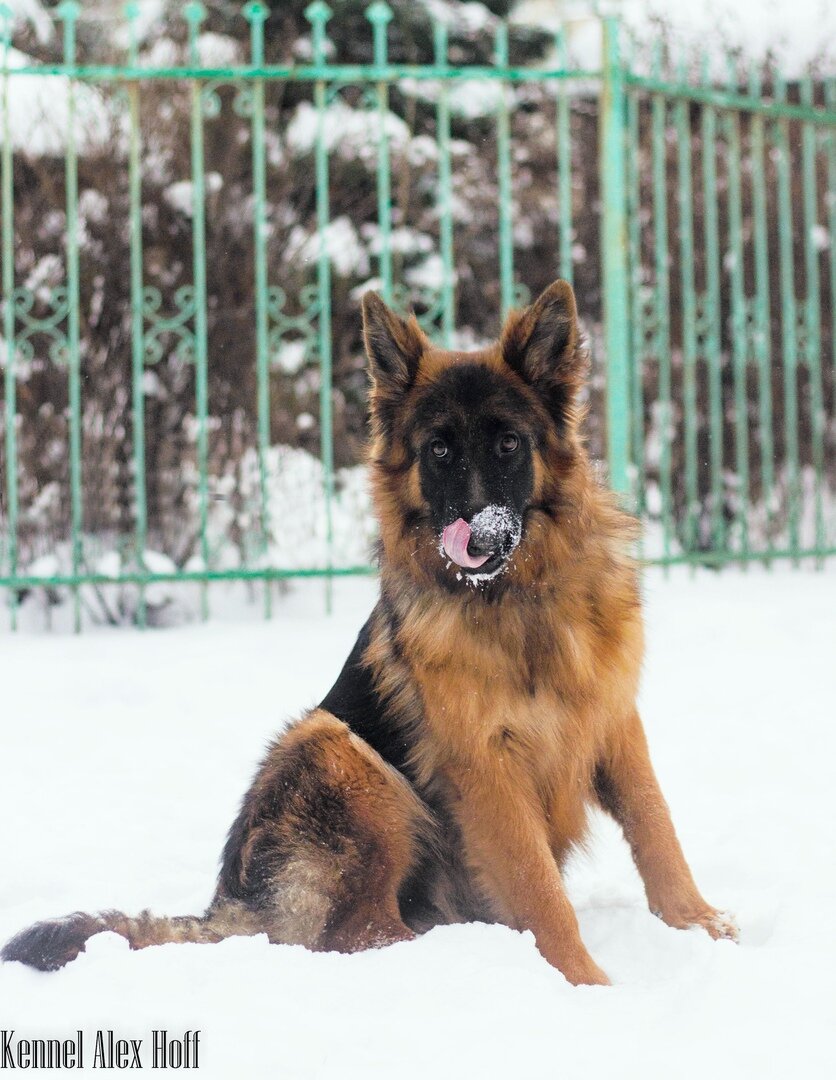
[441,506,522,572]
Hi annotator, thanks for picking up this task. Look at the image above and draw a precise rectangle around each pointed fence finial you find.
[56,0,80,18]
[184,1,206,65]
[366,2,392,67]
[305,2,332,65]
[243,2,268,65]
[184,1,207,24]
[366,1,393,27]
[124,2,141,65]
[366,1,392,23]
[304,1,332,26]
[56,0,80,63]
[243,1,268,20]
[0,3,12,49]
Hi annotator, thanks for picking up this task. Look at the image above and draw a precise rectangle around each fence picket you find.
[1,3,17,628]
[748,67,777,554]
[675,62,699,552]
[57,1,84,632]
[600,16,631,497]
[495,22,514,320]
[555,28,573,286]
[700,54,725,551]
[247,1,272,618]
[773,72,801,561]
[723,58,750,559]
[626,77,645,518]
[307,1,335,614]
[369,2,393,305]
[186,3,211,619]
[650,43,674,563]
[434,20,455,347]
[800,75,825,558]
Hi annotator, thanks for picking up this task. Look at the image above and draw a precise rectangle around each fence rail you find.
[0,1,834,630]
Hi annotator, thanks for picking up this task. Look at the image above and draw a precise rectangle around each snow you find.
[361,225,435,258]
[285,100,412,165]
[282,216,370,278]
[400,76,504,120]
[163,174,223,217]
[0,47,114,155]
[515,0,836,75]
[226,444,377,570]
[419,0,497,35]
[3,0,52,44]
[193,32,243,68]
[110,0,166,53]
[273,338,308,375]
[405,252,446,289]
[1,565,834,1077]
[6,443,376,629]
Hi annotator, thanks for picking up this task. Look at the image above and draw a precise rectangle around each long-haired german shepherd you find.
[2,281,737,985]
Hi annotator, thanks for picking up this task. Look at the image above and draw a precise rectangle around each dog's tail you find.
[1,902,259,972]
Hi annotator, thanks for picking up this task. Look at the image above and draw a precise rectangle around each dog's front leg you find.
[450,767,609,986]
[595,709,738,941]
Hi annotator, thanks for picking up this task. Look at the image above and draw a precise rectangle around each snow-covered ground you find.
[1,566,834,1078]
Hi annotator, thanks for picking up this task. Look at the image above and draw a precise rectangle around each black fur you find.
[1,912,106,971]
[408,365,537,536]
[319,612,417,781]
[319,609,493,932]
[362,293,423,397]
[217,739,354,907]
[592,764,622,820]
[501,279,583,433]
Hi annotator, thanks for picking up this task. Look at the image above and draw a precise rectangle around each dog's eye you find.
[499,432,519,455]
[430,438,448,460]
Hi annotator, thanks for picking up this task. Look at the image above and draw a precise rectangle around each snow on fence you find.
[0,1,834,629]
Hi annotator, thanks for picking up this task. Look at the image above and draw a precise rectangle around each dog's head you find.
[363,280,588,591]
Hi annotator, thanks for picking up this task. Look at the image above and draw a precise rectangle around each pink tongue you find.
[442,518,490,569]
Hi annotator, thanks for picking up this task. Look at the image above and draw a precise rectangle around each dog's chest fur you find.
[393,582,641,810]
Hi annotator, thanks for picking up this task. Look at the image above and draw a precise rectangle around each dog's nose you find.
[467,505,518,556]
[466,532,493,557]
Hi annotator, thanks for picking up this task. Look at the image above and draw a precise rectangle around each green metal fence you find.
[622,39,835,569]
[0,2,834,630]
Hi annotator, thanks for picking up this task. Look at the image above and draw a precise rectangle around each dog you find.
[2,280,737,985]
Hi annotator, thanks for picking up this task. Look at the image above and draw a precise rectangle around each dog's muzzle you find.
[441,505,522,574]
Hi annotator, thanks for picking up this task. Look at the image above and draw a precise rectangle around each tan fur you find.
[233,710,431,951]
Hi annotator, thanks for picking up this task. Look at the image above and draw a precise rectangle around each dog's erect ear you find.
[500,280,585,428]
[362,291,426,395]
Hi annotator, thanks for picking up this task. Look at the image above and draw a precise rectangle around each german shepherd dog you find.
[2,281,737,985]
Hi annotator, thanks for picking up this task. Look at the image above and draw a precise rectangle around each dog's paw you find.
[654,903,740,942]
[560,956,611,987]
[693,909,739,942]
[699,907,738,941]
[576,961,611,987]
